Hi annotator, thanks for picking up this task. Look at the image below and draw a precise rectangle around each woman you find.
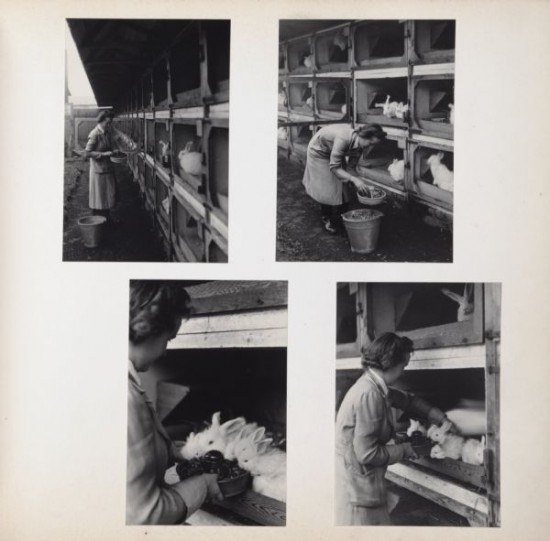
[127,280,223,525]
[302,123,386,233]
[85,110,135,224]
[335,332,454,525]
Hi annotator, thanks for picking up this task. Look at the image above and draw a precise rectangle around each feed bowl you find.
[357,188,386,206]
[218,471,251,497]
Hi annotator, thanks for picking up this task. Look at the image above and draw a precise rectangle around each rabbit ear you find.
[250,427,266,443]
[256,439,273,454]
[464,283,474,300]
[441,288,462,304]
[221,417,246,435]
[211,411,221,427]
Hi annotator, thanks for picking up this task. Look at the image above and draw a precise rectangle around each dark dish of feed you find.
[176,453,248,481]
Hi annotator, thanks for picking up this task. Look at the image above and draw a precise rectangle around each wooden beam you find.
[386,463,488,525]
[168,328,287,350]
[202,489,286,526]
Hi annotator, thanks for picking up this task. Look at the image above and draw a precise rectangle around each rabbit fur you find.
[223,423,261,461]
[253,473,286,502]
[427,422,465,460]
[278,127,288,140]
[375,95,407,119]
[159,140,170,157]
[178,141,202,176]
[388,159,405,182]
[427,152,454,192]
[303,54,313,69]
[179,412,246,459]
[441,284,474,322]
[406,418,428,437]
[461,436,485,466]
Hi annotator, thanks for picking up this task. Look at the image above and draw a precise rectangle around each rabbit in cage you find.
[333,32,348,52]
[406,418,427,437]
[440,284,474,322]
[461,436,485,466]
[278,127,288,141]
[302,53,313,68]
[237,433,287,502]
[427,152,454,192]
[223,422,261,460]
[375,95,407,119]
[388,159,405,182]
[178,141,202,176]
[427,420,465,460]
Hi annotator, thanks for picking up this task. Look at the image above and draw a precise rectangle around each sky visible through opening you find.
[65,22,97,106]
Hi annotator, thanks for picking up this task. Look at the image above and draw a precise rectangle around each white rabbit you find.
[180,431,206,460]
[430,444,446,459]
[449,103,454,125]
[303,54,313,69]
[427,423,465,460]
[253,472,287,502]
[178,141,202,176]
[461,436,485,466]
[441,284,474,322]
[341,104,347,115]
[277,127,288,141]
[388,159,405,182]
[225,425,264,461]
[427,152,454,192]
[305,96,314,110]
[278,90,287,107]
[406,418,427,438]
[239,438,287,502]
[395,102,409,120]
[159,140,170,158]
[333,33,348,52]
[196,412,247,455]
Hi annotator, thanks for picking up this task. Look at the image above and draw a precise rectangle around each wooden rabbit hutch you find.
[336,282,501,527]
[139,281,288,526]
[278,20,455,221]
[67,19,230,262]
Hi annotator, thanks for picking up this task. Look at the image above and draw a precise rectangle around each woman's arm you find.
[329,136,369,193]
[84,131,109,160]
[388,388,447,426]
[126,384,209,524]
[353,390,409,467]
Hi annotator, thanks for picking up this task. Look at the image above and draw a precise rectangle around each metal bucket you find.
[77,216,107,248]
[342,209,383,254]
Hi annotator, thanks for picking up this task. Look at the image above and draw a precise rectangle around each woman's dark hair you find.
[97,110,115,123]
[355,123,387,141]
[129,281,191,344]
[361,332,413,371]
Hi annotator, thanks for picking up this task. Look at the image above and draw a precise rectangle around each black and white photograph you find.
[335,282,500,526]
[277,20,454,262]
[127,280,287,525]
[63,19,230,262]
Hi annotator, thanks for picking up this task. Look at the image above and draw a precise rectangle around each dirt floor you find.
[276,155,453,262]
[63,158,168,262]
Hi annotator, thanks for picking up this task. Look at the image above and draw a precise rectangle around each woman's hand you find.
[202,473,224,504]
[351,177,369,195]
[402,442,418,460]
[102,151,113,158]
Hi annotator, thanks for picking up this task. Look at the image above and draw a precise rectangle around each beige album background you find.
[1,0,550,540]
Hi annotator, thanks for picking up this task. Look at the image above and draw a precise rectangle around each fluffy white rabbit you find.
[427,423,465,460]
[333,33,348,52]
[159,140,170,157]
[375,95,406,119]
[441,284,474,322]
[430,444,446,459]
[178,141,202,176]
[224,424,263,461]
[341,104,347,115]
[461,436,485,466]
[253,472,287,502]
[305,96,314,110]
[303,54,313,69]
[427,152,454,192]
[196,412,247,455]
[449,103,454,125]
[180,431,206,460]
[395,102,409,120]
[388,159,405,182]
[406,418,427,437]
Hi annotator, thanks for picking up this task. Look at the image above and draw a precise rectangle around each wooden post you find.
[484,283,501,527]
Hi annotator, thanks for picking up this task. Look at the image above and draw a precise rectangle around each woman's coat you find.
[127,363,207,524]
[85,125,117,210]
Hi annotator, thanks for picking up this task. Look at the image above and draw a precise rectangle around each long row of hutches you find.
[278,20,455,216]
[114,20,230,262]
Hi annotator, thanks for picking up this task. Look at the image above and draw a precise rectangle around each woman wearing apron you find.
[85,111,135,224]
[127,281,223,524]
[335,332,454,525]
[302,123,386,233]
